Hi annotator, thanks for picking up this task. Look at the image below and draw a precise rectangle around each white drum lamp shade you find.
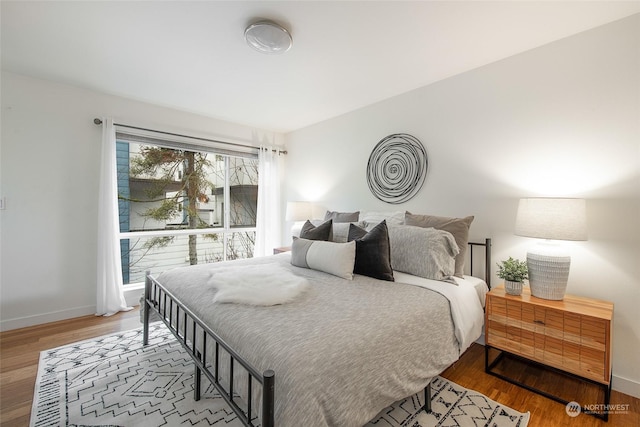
[286,201,312,237]
[515,198,587,300]
[285,201,312,221]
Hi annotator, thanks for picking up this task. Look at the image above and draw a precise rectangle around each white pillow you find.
[360,211,405,228]
[291,238,356,280]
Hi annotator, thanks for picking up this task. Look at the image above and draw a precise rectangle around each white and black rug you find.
[31,324,530,427]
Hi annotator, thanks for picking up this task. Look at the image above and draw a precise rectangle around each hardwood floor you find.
[1,307,638,426]
[0,308,140,427]
[442,345,639,427]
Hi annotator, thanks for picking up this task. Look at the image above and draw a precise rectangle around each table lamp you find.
[515,198,587,300]
[286,201,312,237]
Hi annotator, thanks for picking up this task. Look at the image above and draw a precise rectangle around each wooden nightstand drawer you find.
[563,342,581,371]
[582,319,607,343]
[544,309,564,338]
[564,312,581,343]
[485,286,613,384]
[489,297,507,315]
[486,323,505,340]
[485,285,614,420]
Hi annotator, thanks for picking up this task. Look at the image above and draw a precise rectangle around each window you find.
[116,136,258,285]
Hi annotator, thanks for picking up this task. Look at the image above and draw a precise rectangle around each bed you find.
[143,218,491,427]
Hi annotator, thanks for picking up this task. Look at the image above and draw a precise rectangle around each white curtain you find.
[254,145,282,257]
[96,118,132,316]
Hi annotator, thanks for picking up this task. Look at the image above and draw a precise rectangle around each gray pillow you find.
[404,213,474,278]
[291,237,356,280]
[300,219,333,241]
[324,210,360,223]
[387,225,459,282]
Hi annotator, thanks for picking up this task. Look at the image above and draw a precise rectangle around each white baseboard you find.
[0,305,95,332]
[612,374,640,399]
[0,287,144,332]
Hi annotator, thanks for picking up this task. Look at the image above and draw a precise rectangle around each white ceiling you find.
[2,1,639,133]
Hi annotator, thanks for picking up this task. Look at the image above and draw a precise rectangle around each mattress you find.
[153,253,485,426]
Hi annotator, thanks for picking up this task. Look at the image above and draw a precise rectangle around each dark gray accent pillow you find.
[324,210,360,223]
[300,219,333,241]
[347,220,394,282]
[404,213,474,278]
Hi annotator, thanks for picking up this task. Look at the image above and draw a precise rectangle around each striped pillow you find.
[290,238,356,280]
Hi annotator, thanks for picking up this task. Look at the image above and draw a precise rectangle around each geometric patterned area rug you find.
[31,324,530,427]
[366,376,531,427]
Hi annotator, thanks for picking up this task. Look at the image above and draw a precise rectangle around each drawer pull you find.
[534,320,546,325]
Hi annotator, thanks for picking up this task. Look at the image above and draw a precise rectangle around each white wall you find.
[0,71,283,330]
[283,15,640,397]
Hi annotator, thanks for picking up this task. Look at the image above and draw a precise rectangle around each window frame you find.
[115,128,259,286]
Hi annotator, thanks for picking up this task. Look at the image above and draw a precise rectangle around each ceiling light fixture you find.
[244,20,292,55]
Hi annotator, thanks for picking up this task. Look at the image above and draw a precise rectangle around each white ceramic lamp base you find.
[527,246,571,300]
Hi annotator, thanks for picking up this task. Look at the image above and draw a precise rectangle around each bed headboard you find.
[468,238,492,289]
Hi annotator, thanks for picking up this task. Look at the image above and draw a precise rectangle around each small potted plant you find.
[497,257,528,296]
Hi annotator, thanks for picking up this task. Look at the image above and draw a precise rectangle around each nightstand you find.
[485,285,613,420]
[273,246,291,255]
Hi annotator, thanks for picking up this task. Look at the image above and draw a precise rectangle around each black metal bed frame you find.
[468,239,492,290]
[143,274,274,427]
[143,238,492,426]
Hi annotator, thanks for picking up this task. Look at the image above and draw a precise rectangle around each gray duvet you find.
[154,253,459,427]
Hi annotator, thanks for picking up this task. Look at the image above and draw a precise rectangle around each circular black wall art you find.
[366,133,428,204]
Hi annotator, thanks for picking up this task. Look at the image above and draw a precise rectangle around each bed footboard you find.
[143,271,275,427]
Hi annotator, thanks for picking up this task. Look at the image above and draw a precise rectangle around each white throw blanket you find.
[209,264,309,306]
[393,271,485,355]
